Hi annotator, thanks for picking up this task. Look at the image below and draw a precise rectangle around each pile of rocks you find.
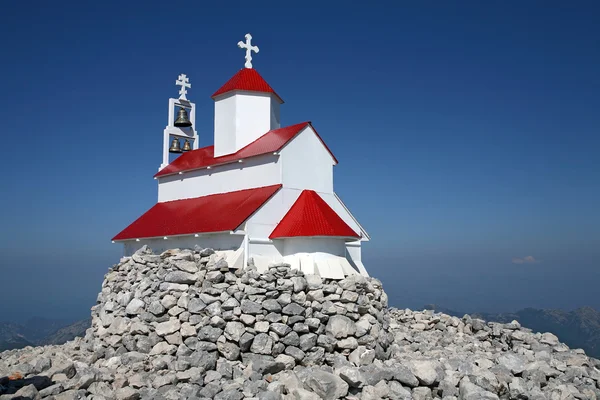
[1,246,599,400]
[385,309,600,399]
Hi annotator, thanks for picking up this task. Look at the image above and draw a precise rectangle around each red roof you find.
[212,69,283,103]
[155,122,338,178]
[269,190,360,240]
[112,185,281,241]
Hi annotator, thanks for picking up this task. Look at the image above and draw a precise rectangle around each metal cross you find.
[238,33,259,69]
[175,74,191,100]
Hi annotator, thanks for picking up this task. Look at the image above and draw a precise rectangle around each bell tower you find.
[160,74,199,170]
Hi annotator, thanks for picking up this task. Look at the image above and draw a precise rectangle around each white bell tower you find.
[160,74,199,170]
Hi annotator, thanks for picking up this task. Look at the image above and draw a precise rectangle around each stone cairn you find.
[0,246,599,400]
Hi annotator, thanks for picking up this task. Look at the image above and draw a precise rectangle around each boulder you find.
[303,369,349,399]
[326,315,356,339]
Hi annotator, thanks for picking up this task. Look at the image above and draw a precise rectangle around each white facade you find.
[148,124,368,278]
[118,59,370,278]
[157,154,280,202]
[157,126,335,202]
[280,126,335,193]
[214,91,281,157]
[122,184,369,278]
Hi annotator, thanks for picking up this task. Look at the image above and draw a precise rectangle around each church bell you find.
[169,138,182,153]
[174,107,192,127]
[182,139,192,152]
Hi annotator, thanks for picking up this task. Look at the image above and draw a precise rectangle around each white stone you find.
[225,321,246,341]
[255,321,270,333]
[409,359,439,386]
[155,319,181,336]
[149,342,177,355]
[180,322,197,337]
[326,315,356,339]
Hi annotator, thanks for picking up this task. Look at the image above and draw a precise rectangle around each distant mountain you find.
[0,318,90,351]
[0,321,34,351]
[41,318,91,345]
[425,304,600,358]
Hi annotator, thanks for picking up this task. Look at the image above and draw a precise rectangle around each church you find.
[113,34,370,279]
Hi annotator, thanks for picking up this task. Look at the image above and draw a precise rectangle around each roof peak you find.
[212,69,283,103]
[269,190,360,240]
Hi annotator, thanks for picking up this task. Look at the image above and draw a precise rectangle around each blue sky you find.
[0,1,598,322]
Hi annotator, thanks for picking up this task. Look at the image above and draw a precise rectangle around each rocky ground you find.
[1,246,599,399]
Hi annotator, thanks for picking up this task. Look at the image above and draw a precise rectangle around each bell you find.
[169,138,182,153]
[174,107,192,127]
[182,139,192,152]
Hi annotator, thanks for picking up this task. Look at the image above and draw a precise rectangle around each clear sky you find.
[0,1,598,322]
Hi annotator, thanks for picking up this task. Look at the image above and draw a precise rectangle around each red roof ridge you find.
[155,121,338,178]
[212,69,283,103]
[240,121,310,152]
[269,190,359,240]
[112,184,282,241]
[304,122,339,165]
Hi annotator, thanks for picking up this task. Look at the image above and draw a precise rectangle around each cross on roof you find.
[238,33,259,69]
[175,74,191,100]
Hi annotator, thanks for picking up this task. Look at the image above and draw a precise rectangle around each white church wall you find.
[248,241,284,260]
[245,188,301,240]
[122,233,243,257]
[234,92,275,151]
[214,92,279,157]
[157,154,280,202]
[280,126,334,193]
[345,241,362,262]
[282,237,346,257]
[346,240,369,276]
[270,98,281,130]
[214,93,237,157]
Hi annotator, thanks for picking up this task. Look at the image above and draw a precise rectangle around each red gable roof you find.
[269,190,360,240]
[155,122,338,178]
[113,185,281,241]
[212,69,283,103]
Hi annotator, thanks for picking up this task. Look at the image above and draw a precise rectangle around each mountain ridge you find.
[0,317,90,352]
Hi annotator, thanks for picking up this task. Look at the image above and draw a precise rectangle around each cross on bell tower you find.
[175,74,191,100]
[238,33,259,69]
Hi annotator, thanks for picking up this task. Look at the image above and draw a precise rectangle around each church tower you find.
[212,34,283,157]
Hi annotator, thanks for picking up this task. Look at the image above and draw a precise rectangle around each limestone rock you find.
[115,386,140,400]
[409,359,439,385]
[326,315,356,339]
[155,319,181,336]
[165,271,197,284]
[251,333,273,355]
[303,368,349,399]
[125,298,145,315]
[173,259,198,273]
